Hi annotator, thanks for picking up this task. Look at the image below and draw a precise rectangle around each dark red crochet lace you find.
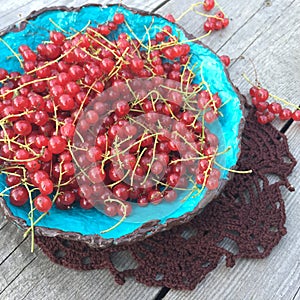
[35,108,296,290]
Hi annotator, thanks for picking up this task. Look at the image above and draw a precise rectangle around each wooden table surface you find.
[0,0,299,299]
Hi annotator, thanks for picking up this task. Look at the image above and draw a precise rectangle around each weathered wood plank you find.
[0,249,160,300]
[294,290,300,300]
[227,0,300,129]
[0,237,37,294]
[0,0,168,30]
[0,221,26,262]
[0,210,7,230]
[157,0,296,56]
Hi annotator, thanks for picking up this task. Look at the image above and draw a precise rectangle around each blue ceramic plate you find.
[0,4,244,248]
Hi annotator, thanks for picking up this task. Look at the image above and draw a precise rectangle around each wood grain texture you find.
[0,236,37,294]
[0,0,168,30]
[0,0,300,299]
[0,221,27,262]
[0,248,160,300]
[0,210,7,229]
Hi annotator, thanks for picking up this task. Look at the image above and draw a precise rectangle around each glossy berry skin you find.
[34,195,53,212]
[292,110,300,121]
[279,108,292,120]
[113,13,125,25]
[48,136,67,154]
[113,183,129,201]
[220,55,230,67]
[165,14,176,23]
[9,186,29,206]
[203,0,215,11]
[13,120,32,136]
[256,88,269,102]
[39,178,54,195]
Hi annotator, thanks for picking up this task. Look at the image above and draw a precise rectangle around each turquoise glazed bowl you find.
[0,4,244,248]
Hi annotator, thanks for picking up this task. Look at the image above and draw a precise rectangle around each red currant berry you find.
[292,110,300,121]
[113,13,125,25]
[39,178,54,195]
[48,136,67,154]
[9,186,29,206]
[203,0,215,11]
[220,55,230,67]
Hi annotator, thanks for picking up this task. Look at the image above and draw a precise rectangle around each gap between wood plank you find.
[151,0,171,13]
[154,287,170,300]
[0,237,28,266]
[0,221,8,231]
[292,286,300,300]
[0,256,37,297]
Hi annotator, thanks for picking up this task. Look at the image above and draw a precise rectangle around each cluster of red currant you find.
[171,0,228,35]
[203,1,229,32]
[249,86,300,124]
[0,11,224,221]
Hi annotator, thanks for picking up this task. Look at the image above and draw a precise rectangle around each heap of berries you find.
[0,11,224,223]
[249,86,300,124]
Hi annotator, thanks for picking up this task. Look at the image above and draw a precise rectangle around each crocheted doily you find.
[35,108,296,290]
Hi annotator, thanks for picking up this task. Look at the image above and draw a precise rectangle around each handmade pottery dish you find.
[0,4,244,248]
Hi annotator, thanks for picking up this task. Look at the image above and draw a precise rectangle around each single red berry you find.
[117,202,132,217]
[204,20,214,32]
[256,88,269,102]
[50,31,66,45]
[292,110,300,121]
[203,0,215,11]
[113,183,129,201]
[250,86,259,97]
[34,195,52,212]
[215,11,225,19]
[206,175,219,190]
[80,198,94,210]
[268,102,282,114]
[88,166,106,184]
[39,178,54,195]
[9,186,29,206]
[48,136,67,154]
[165,14,176,23]
[164,189,177,202]
[220,55,230,67]
[0,68,8,80]
[256,101,269,112]
[104,203,118,216]
[113,13,125,25]
[13,120,32,136]
[257,113,269,125]
[147,189,163,205]
[279,108,292,120]
[6,174,21,187]
[222,18,230,28]
[137,195,149,207]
